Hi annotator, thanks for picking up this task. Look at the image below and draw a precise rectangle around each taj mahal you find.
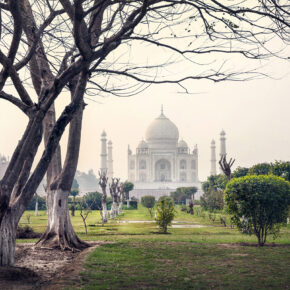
[100,106,227,200]
[0,108,227,200]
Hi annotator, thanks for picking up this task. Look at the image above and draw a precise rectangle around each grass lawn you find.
[18,206,290,289]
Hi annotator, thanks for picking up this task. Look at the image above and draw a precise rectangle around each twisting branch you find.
[0,91,31,115]
[219,155,235,181]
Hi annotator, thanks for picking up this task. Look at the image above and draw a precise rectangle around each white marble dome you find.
[145,111,179,143]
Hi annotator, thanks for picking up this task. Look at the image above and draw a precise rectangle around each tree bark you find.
[36,73,88,250]
[0,212,17,266]
[35,193,38,216]
[36,189,86,250]
[102,200,108,222]
[110,201,118,219]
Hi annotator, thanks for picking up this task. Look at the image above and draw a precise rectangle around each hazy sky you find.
[0,56,289,182]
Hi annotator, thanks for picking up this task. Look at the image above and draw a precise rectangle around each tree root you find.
[35,230,89,252]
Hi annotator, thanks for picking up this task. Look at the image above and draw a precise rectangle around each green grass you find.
[82,241,290,290]
[18,206,290,289]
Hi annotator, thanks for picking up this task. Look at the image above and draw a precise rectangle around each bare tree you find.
[98,170,108,223]
[0,0,289,266]
[79,195,96,235]
[109,178,120,219]
[219,156,235,181]
[117,182,125,214]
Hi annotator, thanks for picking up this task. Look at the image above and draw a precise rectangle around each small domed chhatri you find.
[178,139,188,148]
[138,139,148,149]
[127,106,202,200]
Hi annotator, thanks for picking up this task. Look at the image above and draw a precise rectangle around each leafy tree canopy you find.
[26,195,47,211]
[141,196,155,209]
[123,181,134,200]
[271,161,290,182]
[170,187,197,204]
[225,175,290,246]
[202,174,227,193]
[232,167,249,178]
[82,192,102,210]
[248,163,272,175]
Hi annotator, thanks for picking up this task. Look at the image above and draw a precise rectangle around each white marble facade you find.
[127,107,202,199]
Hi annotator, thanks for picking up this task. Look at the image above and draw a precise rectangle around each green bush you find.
[26,195,47,210]
[225,175,290,246]
[16,225,41,239]
[141,195,155,217]
[128,200,138,209]
[170,187,197,204]
[200,189,224,212]
[155,197,175,233]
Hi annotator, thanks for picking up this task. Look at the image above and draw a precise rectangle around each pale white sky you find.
[1,57,289,182]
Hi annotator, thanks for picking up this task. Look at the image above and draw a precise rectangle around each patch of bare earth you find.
[0,241,108,290]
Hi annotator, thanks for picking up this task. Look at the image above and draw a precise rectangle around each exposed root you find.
[35,230,89,252]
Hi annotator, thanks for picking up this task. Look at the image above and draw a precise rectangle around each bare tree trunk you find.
[35,193,39,216]
[36,73,88,250]
[102,201,108,222]
[36,189,86,249]
[99,172,108,223]
[110,201,118,219]
[0,212,17,266]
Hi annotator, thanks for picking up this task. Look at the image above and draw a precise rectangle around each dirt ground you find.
[0,242,106,290]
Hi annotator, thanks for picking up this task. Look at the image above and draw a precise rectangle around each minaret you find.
[193,144,199,181]
[219,130,226,173]
[100,131,107,174]
[107,140,113,180]
[210,139,217,176]
[220,130,226,158]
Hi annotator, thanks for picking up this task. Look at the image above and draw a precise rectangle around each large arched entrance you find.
[155,159,171,182]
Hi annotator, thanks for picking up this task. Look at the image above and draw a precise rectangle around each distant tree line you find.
[201,161,290,212]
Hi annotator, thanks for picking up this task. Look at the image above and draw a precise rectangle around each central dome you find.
[145,110,179,143]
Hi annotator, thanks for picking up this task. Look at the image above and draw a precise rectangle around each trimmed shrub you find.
[141,195,155,217]
[225,175,290,246]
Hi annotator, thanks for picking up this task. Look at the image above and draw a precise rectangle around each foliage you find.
[141,196,155,217]
[128,200,138,209]
[202,174,227,193]
[70,189,79,198]
[232,167,249,178]
[16,225,41,239]
[26,195,46,211]
[193,199,201,206]
[170,187,197,204]
[82,192,102,210]
[271,161,290,182]
[155,197,175,233]
[200,189,224,212]
[225,175,290,246]
[123,181,134,200]
[248,163,272,175]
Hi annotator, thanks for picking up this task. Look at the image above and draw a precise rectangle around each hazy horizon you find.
[1,56,289,182]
